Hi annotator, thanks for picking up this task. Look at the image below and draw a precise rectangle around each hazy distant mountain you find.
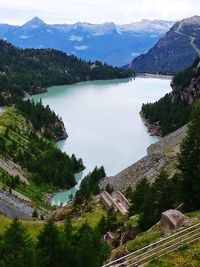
[0,17,174,66]
[129,16,200,74]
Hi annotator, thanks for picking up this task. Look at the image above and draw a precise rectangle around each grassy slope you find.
[0,203,106,238]
[148,242,200,267]
[0,107,53,208]
[125,210,200,267]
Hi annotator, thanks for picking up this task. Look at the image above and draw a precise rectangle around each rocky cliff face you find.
[129,16,200,74]
[172,77,200,105]
[171,59,200,105]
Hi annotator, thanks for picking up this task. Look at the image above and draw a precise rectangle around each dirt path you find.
[190,36,200,57]
[175,26,200,58]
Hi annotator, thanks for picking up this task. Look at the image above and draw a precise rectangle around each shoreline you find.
[136,73,173,80]
[140,111,162,137]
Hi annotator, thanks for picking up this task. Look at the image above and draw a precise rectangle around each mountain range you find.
[0,17,174,66]
[129,16,200,74]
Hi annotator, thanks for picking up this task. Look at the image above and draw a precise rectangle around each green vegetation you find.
[147,242,200,267]
[141,58,200,136]
[17,99,67,141]
[178,99,200,211]
[141,94,190,135]
[128,172,176,231]
[0,40,133,105]
[0,218,35,267]
[173,57,200,89]
[0,107,83,190]
[126,226,160,252]
[72,204,106,230]
[0,218,110,267]
[74,167,106,204]
[128,99,200,232]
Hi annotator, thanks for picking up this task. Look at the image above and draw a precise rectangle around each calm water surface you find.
[31,77,171,205]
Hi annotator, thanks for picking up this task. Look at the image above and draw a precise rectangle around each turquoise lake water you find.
[31,77,171,205]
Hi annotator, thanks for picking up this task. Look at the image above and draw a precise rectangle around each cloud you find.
[0,0,199,25]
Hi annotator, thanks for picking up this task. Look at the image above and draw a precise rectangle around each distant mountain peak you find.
[181,15,200,24]
[23,17,46,28]
[0,17,174,67]
[129,15,200,74]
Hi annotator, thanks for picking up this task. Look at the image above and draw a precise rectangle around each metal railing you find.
[102,222,200,267]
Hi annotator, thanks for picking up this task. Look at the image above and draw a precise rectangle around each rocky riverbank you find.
[28,86,48,95]
[52,120,68,142]
[140,111,162,136]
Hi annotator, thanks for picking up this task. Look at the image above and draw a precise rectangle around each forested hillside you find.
[0,40,133,105]
[0,107,84,189]
[141,58,200,135]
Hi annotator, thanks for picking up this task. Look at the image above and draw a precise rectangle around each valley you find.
[1,8,200,267]
[30,77,171,205]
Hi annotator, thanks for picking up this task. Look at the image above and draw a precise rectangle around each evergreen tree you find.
[0,218,35,267]
[98,215,107,234]
[76,223,99,267]
[129,177,152,215]
[36,219,64,267]
[152,170,174,216]
[106,208,117,232]
[178,99,200,211]
[62,217,74,267]
[75,223,108,267]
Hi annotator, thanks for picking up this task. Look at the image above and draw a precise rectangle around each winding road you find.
[175,24,200,58]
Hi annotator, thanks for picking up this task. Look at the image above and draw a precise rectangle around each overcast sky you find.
[0,0,199,25]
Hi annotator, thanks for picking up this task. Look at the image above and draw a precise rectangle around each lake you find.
[31,77,171,205]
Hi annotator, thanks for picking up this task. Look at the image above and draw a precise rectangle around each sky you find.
[0,0,199,25]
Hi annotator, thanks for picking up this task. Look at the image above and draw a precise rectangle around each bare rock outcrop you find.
[171,76,200,105]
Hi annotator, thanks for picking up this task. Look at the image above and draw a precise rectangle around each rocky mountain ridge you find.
[0,17,174,66]
[171,58,200,105]
[129,16,200,74]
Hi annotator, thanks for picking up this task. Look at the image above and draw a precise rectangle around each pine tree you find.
[0,218,35,267]
[106,208,117,231]
[178,99,200,211]
[76,223,109,267]
[76,223,100,267]
[152,170,174,215]
[36,219,64,267]
[62,217,74,267]
[129,177,152,215]
[98,215,107,234]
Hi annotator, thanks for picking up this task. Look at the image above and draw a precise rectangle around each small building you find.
[160,209,188,235]
[100,190,130,215]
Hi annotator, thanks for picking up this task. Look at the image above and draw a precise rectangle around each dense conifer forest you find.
[140,59,200,136]
[127,99,200,230]
[141,94,190,135]
[0,40,133,105]
[0,218,110,267]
